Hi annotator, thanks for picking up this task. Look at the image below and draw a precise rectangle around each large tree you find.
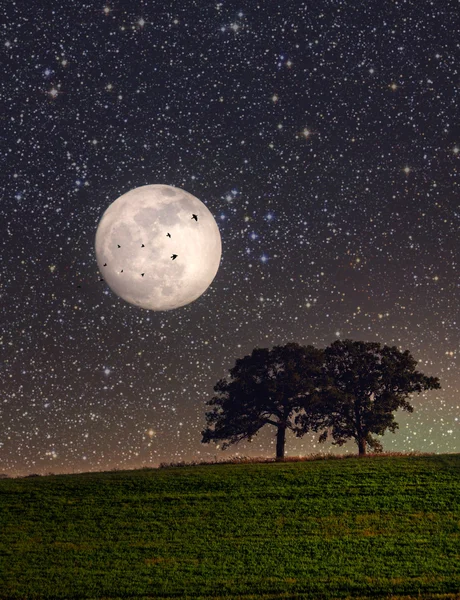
[201,342,326,460]
[297,339,441,456]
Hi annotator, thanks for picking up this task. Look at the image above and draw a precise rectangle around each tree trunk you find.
[276,424,286,461]
[358,437,367,456]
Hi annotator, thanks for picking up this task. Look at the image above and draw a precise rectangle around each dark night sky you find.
[1,0,459,476]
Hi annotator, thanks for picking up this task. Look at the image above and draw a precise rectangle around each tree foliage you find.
[296,339,441,455]
[202,339,441,459]
[201,343,326,459]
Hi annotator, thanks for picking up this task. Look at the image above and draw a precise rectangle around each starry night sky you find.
[2,0,459,476]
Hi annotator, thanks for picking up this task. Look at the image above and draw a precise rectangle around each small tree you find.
[297,339,441,456]
[201,343,326,460]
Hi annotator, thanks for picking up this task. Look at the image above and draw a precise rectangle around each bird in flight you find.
[192,214,198,221]
[141,273,145,277]
[117,244,121,248]
[103,263,107,267]
[171,254,178,260]
[166,233,171,238]
[141,244,145,247]
[120,270,123,273]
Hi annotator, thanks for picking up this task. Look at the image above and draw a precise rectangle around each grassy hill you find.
[0,453,459,599]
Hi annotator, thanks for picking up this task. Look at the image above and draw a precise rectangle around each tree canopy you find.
[201,342,326,459]
[296,339,441,455]
[202,339,441,459]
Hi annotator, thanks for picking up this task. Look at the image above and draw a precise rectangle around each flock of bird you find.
[83,213,199,286]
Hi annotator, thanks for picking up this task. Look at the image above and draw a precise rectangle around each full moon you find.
[95,184,222,311]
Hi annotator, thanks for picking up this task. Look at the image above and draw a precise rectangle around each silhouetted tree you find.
[296,339,441,456]
[201,343,326,460]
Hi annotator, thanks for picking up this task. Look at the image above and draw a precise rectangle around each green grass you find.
[0,454,459,599]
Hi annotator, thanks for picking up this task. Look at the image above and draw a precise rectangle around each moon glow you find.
[95,185,222,311]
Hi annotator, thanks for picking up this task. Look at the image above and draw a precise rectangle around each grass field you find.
[0,453,459,599]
